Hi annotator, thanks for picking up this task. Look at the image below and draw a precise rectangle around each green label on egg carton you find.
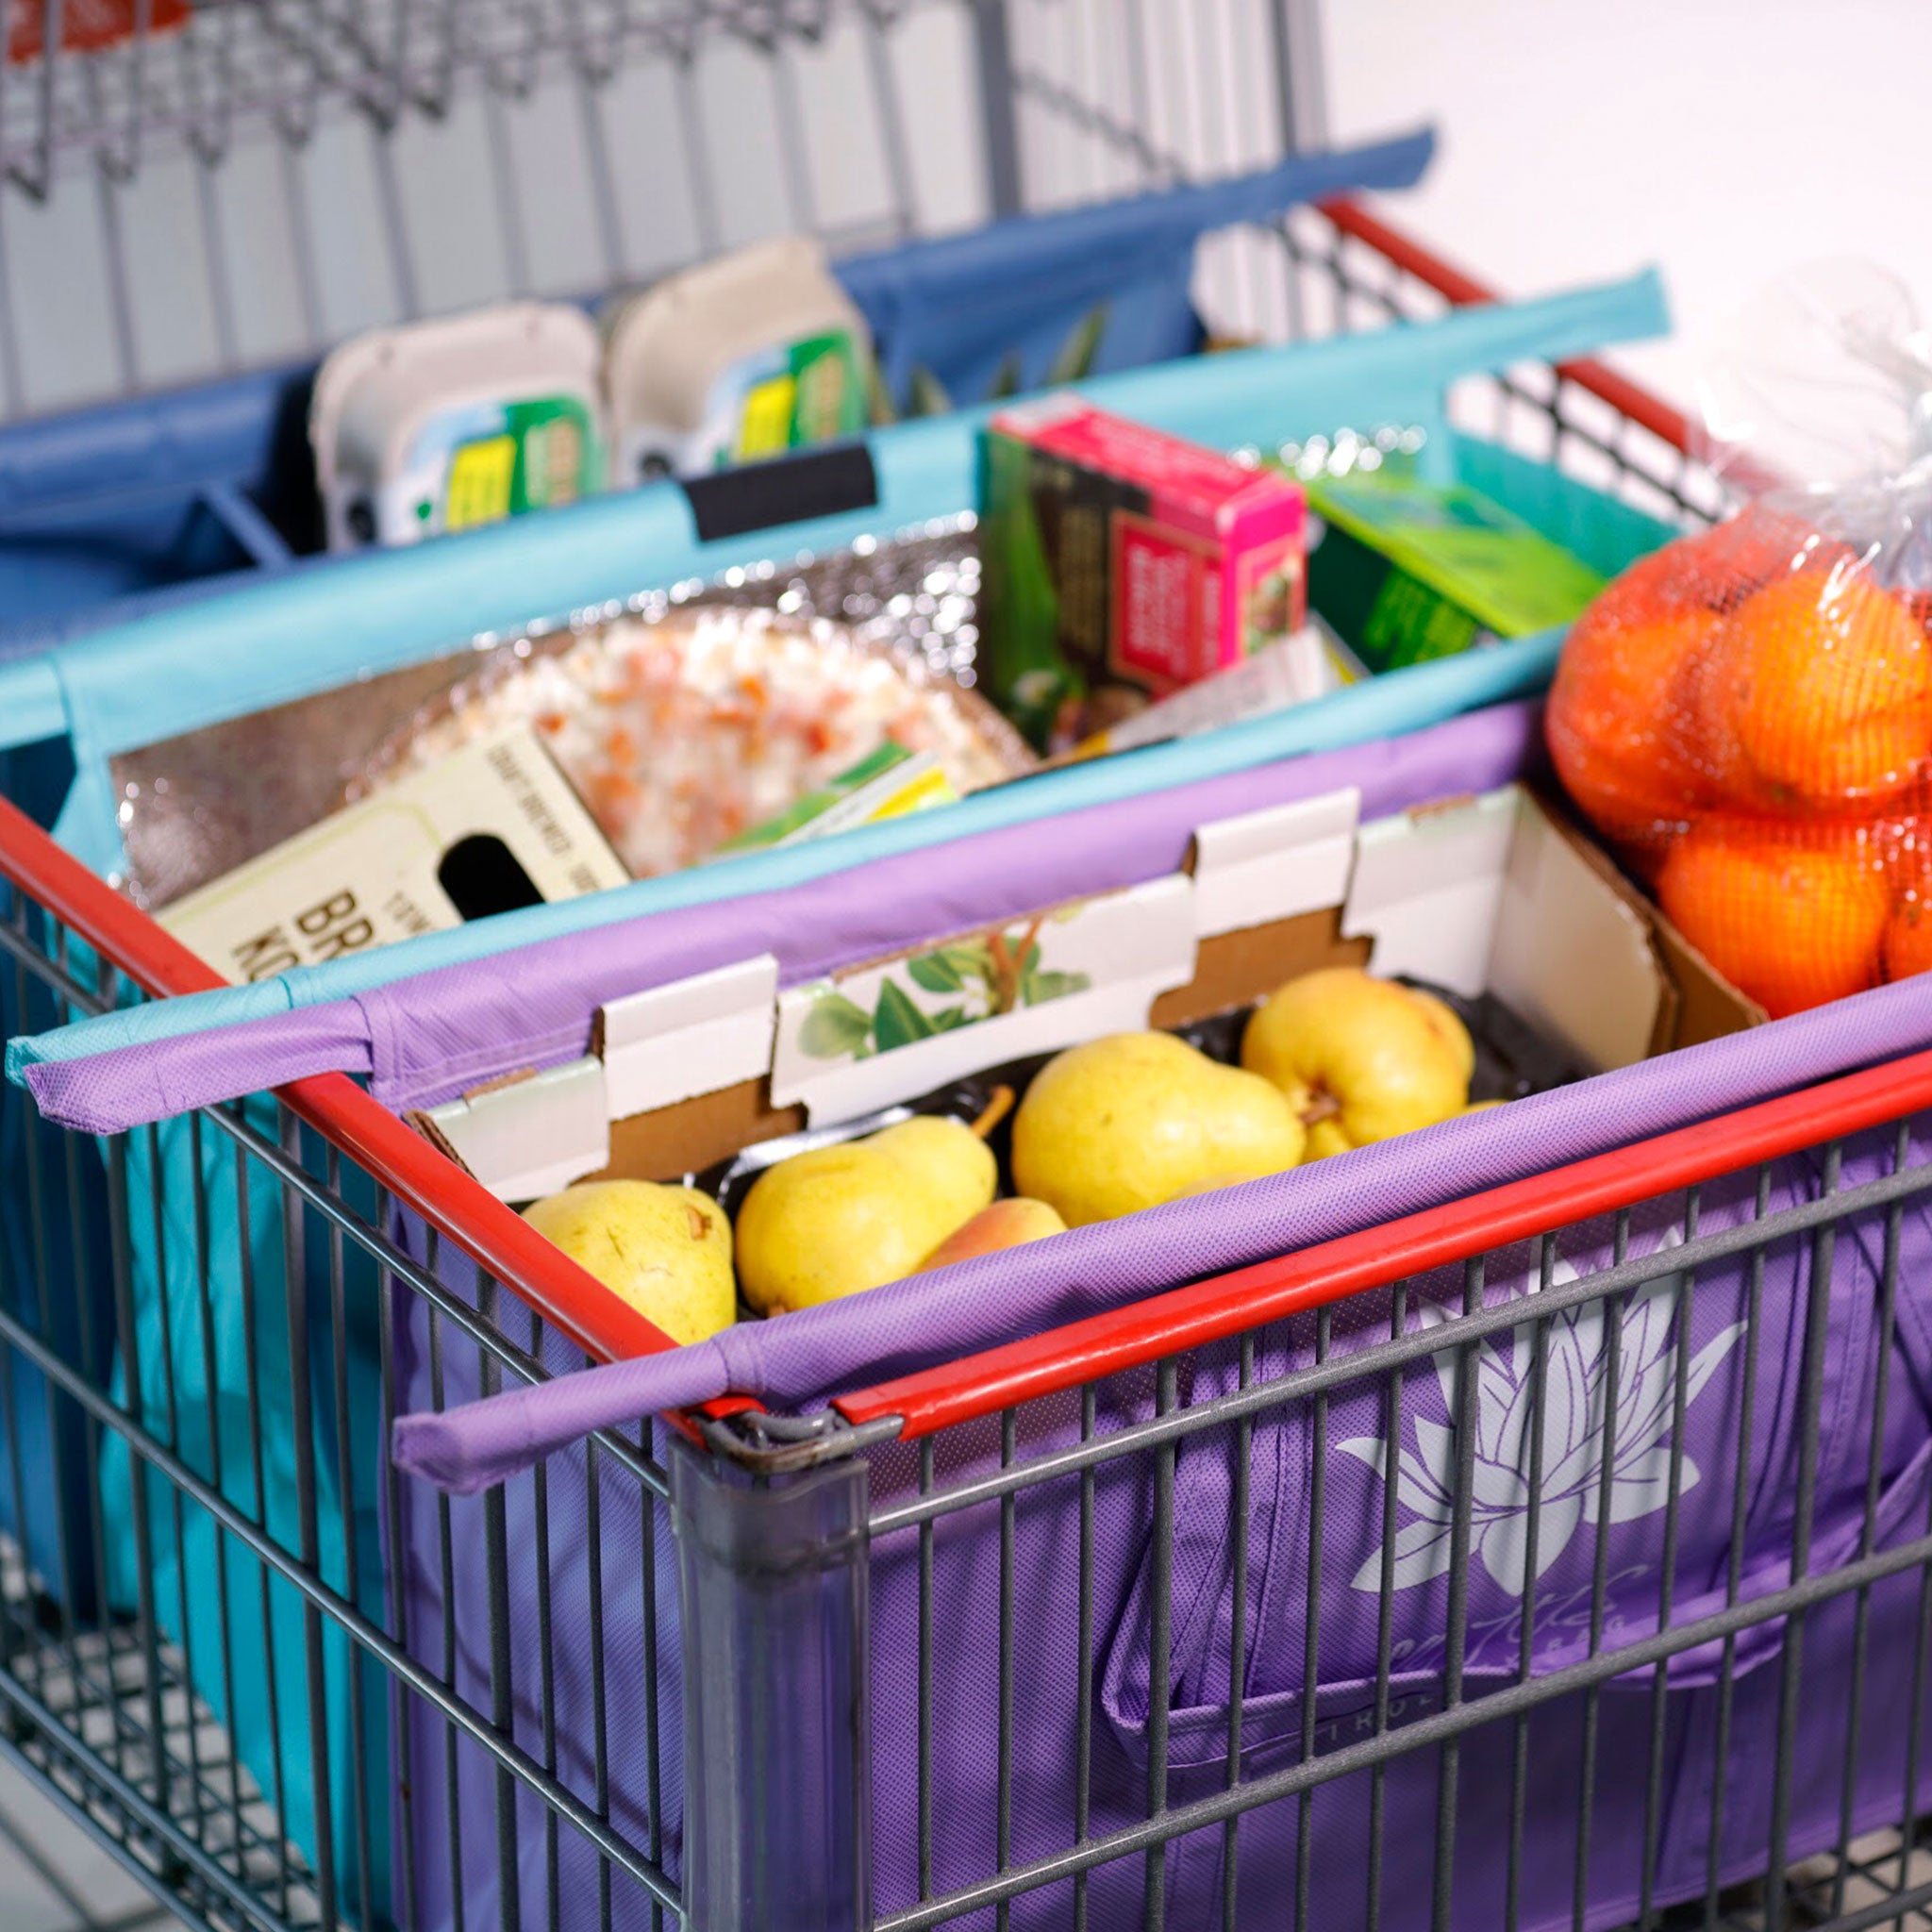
[383,393,602,543]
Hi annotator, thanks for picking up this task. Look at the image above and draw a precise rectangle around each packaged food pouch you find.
[1547,262,1932,1019]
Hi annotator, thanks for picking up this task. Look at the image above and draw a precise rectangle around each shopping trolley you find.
[4,5,1910,1932]
[16,632,1932,1932]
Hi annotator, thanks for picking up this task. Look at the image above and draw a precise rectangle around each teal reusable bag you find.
[106,1107,391,1923]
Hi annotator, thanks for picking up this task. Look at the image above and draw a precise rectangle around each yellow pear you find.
[1462,1097,1506,1115]
[1243,967,1469,1155]
[523,1179,735,1346]
[919,1197,1067,1271]
[1408,989,1476,1085]
[866,1114,1001,1231]
[736,1112,997,1315]
[1011,1031,1307,1226]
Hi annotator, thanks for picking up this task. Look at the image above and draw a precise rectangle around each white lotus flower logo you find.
[1338,1248,1744,1598]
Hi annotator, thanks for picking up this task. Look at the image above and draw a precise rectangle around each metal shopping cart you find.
[8,6,1919,1932]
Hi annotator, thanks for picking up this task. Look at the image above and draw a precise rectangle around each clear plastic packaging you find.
[1548,264,1932,1018]
[367,607,1035,878]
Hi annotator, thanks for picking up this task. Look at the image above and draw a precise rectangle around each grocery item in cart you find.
[522,1178,735,1346]
[1548,266,1932,1019]
[622,972,1486,1321]
[110,524,999,914]
[601,236,871,485]
[375,606,1034,878]
[1056,620,1353,761]
[310,302,604,550]
[158,724,630,984]
[978,394,1306,748]
[1303,461,1606,670]
[715,741,956,854]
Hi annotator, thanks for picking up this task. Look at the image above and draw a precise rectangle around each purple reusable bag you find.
[369,692,1932,1927]
[389,1119,1932,1931]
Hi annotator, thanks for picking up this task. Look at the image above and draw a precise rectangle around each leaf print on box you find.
[797,911,1091,1065]
[1337,1241,1744,1599]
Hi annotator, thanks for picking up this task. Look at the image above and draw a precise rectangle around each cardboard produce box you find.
[411,780,1761,1207]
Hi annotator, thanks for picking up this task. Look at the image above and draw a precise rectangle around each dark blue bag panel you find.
[0,133,1432,658]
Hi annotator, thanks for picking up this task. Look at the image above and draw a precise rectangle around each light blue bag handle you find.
[4,265,1666,882]
[10,627,1567,1079]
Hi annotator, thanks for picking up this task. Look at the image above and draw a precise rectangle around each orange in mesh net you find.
[1656,820,1892,1018]
[1548,502,1932,1018]
[1698,574,1932,808]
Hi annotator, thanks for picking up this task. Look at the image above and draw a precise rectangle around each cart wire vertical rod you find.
[1505,1237,1556,1932]
[971,0,1024,216]
[1074,1380,1096,1932]
[426,1250,467,1932]
[1573,1213,1630,1931]
[639,1414,665,1932]
[148,1117,208,1873]
[280,1109,339,1932]
[1221,1327,1254,1931]
[1143,1357,1178,1928]
[858,4,916,241]
[917,1432,935,1904]
[1764,1140,1845,1931]
[1429,1255,1485,1932]
[1706,1163,1771,1921]
[1830,1122,1907,1919]
[1293,1303,1330,1927]
[996,1403,1016,1932]
[325,1141,376,1927]
[1364,1280,1407,1932]
[526,1305,559,1932]
[376,1196,424,1932]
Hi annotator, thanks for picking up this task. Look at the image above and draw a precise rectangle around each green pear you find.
[523,1179,735,1345]
[1243,967,1469,1155]
[1011,1031,1307,1226]
[736,1113,998,1315]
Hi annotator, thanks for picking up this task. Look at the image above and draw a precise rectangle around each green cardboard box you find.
[1304,466,1605,673]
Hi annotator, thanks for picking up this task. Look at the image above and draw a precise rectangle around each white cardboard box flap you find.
[1488,804,1662,1072]
[1342,789,1519,996]
[1191,786,1360,939]
[423,1055,610,1203]
[599,954,779,1123]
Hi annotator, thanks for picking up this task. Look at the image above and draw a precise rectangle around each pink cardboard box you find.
[979,393,1305,749]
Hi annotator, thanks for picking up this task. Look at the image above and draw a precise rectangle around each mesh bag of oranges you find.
[1548,264,1932,1020]
[1547,503,1932,1017]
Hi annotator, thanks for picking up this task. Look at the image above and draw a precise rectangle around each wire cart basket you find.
[6,6,1920,1932]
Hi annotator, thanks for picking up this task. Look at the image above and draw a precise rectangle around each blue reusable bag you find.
[1,258,1675,1924]
[0,130,1435,661]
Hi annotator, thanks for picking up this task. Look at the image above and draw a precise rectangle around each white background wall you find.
[13,0,1929,425]
[1323,0,1932,409]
